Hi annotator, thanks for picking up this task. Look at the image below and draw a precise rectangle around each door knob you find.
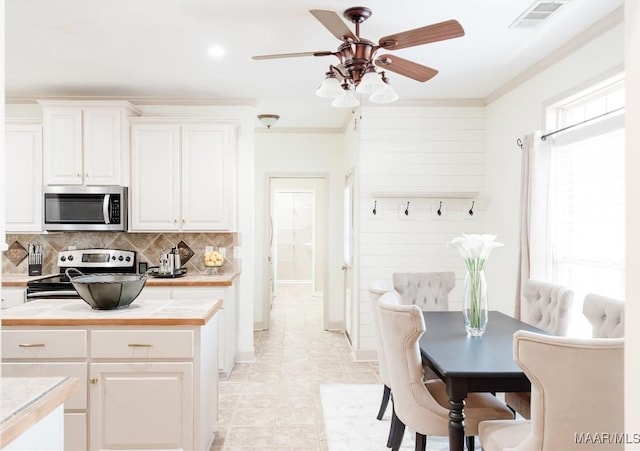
[341,265,348,270]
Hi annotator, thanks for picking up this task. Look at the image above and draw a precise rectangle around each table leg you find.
[448,396,465,451]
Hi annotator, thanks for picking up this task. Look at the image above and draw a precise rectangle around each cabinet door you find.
[89,362,193,451]
[181,123,235,230]
[83,108,122,185]
[130,124,181,230]
[43,108,83,185]
[4,123,43,232]
[1,288,26,309]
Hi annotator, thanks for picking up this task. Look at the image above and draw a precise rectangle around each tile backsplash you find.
[2,232,237,275]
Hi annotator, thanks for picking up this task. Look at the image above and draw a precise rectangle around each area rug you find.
[320,384,452,451]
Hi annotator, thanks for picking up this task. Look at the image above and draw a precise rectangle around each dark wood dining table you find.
[418,311,544,451]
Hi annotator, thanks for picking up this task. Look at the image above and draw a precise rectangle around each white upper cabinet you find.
[4,120,43,232]
[130,119,237,231]
[39,101,141,186]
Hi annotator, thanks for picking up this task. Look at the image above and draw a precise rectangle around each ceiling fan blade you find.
[310,9,358,41]
[379,19,464,50]
[252,51,333,60]
[375,54,439,82]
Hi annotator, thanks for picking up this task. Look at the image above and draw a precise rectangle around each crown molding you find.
[484,5,624,105]
[255,127,343,134]
[5,95,257,106]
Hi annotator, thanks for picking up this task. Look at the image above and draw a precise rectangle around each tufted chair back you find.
[392,272,455,311]
[479,331,624,450]
[582,293,624,338]
[521,279,574,336]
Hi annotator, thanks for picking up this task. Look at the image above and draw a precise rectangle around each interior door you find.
[343,172,355,343]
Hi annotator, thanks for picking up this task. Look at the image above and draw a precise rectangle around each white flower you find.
[447,234,503,270]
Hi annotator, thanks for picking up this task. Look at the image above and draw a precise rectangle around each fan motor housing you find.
[338,39,376,85]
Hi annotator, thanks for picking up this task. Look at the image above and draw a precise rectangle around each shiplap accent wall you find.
[354,105,487,358]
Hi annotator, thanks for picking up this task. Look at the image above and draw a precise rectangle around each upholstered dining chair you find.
[505,279,574,419]
[392,272,455,311]
[479,330,624,450]
[582,293,624,338]
[376,298,514,451]
[367,280,397,421]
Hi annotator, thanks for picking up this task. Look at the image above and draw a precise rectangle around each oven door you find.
[26,289,81,301]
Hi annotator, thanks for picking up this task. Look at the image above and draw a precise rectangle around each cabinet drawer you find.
[1,362,88,410]
[2,330,87,359]
[91,330,194,359]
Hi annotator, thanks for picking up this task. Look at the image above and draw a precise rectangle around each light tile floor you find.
[211,283,380,450]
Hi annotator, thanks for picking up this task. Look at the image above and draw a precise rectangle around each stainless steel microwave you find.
[43,185,128,232]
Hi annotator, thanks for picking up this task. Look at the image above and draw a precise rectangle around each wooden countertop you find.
[1,272,239,288]
[0,376,80,448]
[0,298,223,327]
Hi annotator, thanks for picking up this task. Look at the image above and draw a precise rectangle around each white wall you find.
[352,105,488,358]
[254,131,346,330]
[484,23,625,315]
[625,0,640,444]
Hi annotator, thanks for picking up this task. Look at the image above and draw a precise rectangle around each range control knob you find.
[118,255,124,261]
[125,256,131,262]
[60,256,66,262]
[68,255,74,261]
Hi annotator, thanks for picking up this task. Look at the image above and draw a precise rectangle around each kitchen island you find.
[1,297,222,451]
[1,376,79,450]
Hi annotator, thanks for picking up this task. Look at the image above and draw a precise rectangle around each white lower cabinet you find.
[89,362,193,451]
[1,288,26,309]
[2,320,218,451]
[140,285,237,378]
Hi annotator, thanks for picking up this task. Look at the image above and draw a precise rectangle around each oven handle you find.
[26,290,80,300]
[103,194,111,224]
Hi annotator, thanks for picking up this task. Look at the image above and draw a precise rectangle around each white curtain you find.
[515,131,552,320]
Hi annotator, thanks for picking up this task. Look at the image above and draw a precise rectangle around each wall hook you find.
[437,201,442,217]
[404,201,410,216]
[372,200,377,216]
[468,201,475,216]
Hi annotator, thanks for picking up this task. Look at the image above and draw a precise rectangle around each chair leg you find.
[466,435,475,450]
[386,407,397,448]
[415,433,427,451]
[390,408,406,451]
[377,384,392,420]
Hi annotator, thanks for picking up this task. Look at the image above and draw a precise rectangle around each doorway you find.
[266,176,328,330]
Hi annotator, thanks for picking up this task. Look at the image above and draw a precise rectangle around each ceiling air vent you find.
[509,0,571,29]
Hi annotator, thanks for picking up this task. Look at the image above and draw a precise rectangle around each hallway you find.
[212,283,379,450]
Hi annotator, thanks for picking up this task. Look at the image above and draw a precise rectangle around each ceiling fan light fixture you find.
[355,70,385,95]
[315,74,344,98]
[257,114,280,129]
[369,83,399,104]
[331,88,360,108]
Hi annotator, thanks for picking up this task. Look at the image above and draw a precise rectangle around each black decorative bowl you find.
[65,268,147,310]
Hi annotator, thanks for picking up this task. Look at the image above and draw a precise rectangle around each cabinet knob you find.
[174,219,178,224]
[86,173,89,178]
[90,378,98,384]
[182,219,185,224]
[77,173,81,177]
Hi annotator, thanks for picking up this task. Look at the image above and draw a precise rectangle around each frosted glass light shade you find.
[315,77,344,98]
[369,83,399,104]
[356,71,385,95]
[331,89,360,108]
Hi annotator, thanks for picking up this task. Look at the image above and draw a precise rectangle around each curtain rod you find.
[540,106,625,141]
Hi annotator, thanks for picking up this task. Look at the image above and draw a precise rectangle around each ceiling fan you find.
[252,6,465,106]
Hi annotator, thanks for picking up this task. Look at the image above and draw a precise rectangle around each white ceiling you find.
[4,0,624,129]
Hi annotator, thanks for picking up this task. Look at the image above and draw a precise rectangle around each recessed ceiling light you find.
[207,45,226,58]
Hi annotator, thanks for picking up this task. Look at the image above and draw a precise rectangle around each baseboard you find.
[351,348,378,362]
[235,349,256,363]
[325,320,343,331]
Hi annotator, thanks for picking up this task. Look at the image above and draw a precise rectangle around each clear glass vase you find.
[463,269,488,336]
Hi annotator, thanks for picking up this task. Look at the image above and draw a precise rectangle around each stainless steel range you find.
[26,248,137,301]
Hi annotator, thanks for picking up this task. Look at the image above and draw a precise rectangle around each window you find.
[544,75,625,336]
